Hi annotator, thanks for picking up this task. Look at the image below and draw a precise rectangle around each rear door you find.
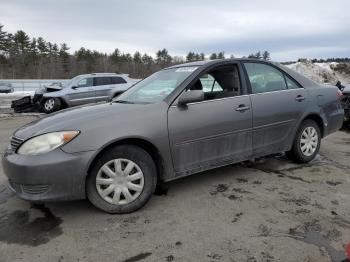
[168,63,253,176]
[94,77,113,102]
[243,62,308,156]
[67,77,95,106]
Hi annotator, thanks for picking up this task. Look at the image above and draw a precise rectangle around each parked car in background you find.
[2,59,344,214]
[342,86,350,124]
[0,82,14,93]
[34,73,139,113]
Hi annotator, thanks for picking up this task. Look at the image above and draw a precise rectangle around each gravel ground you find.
[0,116,349,262]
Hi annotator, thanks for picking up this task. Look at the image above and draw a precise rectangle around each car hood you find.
[14,102,153,139]
[35,85,63,95]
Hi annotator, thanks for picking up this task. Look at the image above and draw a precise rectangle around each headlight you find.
[17,131,80,155]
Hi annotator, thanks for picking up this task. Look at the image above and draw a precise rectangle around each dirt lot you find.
[0,116,349,262]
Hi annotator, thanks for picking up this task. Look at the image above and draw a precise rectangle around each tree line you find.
[298,58,350,63]
[0,24,272,79]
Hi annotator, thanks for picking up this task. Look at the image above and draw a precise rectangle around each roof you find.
[165,58,263,69]
[76,73,129,78]
[166,58,318,88]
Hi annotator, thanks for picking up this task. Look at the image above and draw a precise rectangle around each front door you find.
[67,77,95,106]
[168,64,252,176]
[243,62,308,156]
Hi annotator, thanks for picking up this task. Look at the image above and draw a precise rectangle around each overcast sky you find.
[1,0,349,61]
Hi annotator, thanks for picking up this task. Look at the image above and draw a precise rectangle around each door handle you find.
[295,95,305,102]
[235,104,250,112]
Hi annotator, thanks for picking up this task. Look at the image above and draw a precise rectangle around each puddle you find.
[0,204,62,246]
[289,231,346,262]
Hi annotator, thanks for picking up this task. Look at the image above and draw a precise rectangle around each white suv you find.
[36,73,139,113]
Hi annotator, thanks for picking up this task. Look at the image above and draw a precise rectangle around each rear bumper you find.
[324,107,344,136]
[2,147,95,201]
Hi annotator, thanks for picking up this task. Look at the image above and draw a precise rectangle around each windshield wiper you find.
[113,100,135,104]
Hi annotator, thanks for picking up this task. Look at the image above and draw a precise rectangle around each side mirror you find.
[72,86,78,90]
[178,90,204,106]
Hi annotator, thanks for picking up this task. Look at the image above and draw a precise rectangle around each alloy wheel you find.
[44,98,55,111]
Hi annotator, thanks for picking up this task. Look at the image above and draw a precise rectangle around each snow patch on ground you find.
[0,91,34,97]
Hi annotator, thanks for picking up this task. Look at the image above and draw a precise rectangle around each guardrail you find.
[0,79,69,91]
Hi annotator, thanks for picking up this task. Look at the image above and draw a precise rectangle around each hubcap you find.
[44,99,55,111]
[300,126,318,157]
[96,158,144,205]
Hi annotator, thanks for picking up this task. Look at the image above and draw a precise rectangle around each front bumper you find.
[2,147,95,201]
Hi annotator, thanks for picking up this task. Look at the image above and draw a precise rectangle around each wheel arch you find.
[42,96,67,110]
[87,137,165,182]
[301,113,325,137]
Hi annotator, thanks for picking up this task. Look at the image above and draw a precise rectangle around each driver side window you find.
[199,74,223,93]
[77,78,93,88]
[189,64,241,100]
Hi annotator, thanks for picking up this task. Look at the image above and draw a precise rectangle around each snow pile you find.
[0,91,34,97]
[285,61,350,85]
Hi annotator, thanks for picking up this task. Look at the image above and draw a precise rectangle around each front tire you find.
[86,145,157,214]
[286,119,321,163]
[42,97,61,113]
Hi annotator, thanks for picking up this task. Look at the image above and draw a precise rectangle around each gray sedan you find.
[2,59,344,213]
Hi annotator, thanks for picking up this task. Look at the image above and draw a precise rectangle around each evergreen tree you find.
[13,30,30,55]
[156,48,172,65]
[209,53,217,60]
[186,52,195,62]
[133,51,142,63]
[0,24,9,53]
[255,51,262,59]
[59,43,70,77]
[262,51,270,60]
[217,52,225,59]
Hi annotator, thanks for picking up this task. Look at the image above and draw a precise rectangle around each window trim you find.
[170,94,250,108]
[111,76,127,84]
[241,61,304,95]
[170,62,245,106]
[93,76,113,86]
[283,74,302,90]
[76,77,93,88]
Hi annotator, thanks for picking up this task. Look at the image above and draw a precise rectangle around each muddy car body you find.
[36,73,138,113]
[2,59,344,213]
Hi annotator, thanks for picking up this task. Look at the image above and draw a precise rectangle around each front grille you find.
[9,181,49,195]
[10,136,24,152]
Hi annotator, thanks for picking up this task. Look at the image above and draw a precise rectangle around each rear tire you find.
[42,97,61,114]
[286,119,321,163]
[86,145,157,214]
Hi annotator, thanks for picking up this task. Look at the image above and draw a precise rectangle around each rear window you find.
[111,77,127,84]
[94,77,112,86]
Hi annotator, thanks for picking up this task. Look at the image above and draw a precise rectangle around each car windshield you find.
[114,66,198,104]
[63,75,82,88]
